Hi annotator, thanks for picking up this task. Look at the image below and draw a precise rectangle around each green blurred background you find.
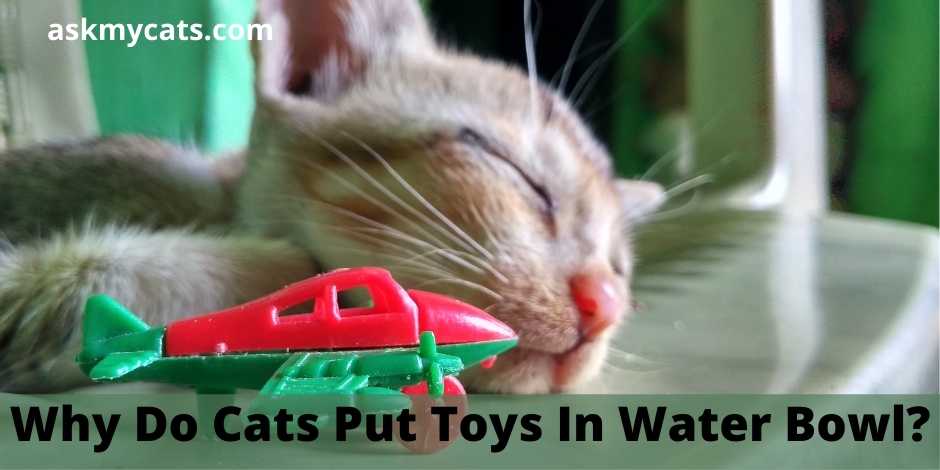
[80,0,938,227]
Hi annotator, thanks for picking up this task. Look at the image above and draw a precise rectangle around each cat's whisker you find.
[606,354,659,367]
[569,0,663,107]
[557,0,607,95]
[283,198,488,276]
[324,224,445,259]
[601,361,632,372]
[523,0,542,131]
[320,225,457,275]
[620,174,710,222]
[344,137,507,282]
[276,158,452,258]
[307,208,492,279]
[464,202,505,263]
[287,146,459,258]
[630,220,701,236]
[296,224,454,276]
[401,246,479,270]
[662,174,714,200]
[587,42,770,115]
[374,258,457,283]
[604,347,665,372]
[625,147,741,223]
[530,0,544,47]
[292,199,496,274]
[385,265,468,285]
[640,190,705,223]
[637,112,730,182]
[323,244,455,278]
[607,344,644,356]
[263,191,513,291]
[265,193,442,253]
[414,277,503,301]
[342,134,507,281]
[637,146,685,185]
[550,40,613,87]
[696,151,745,183]
[662,149,742,201]
[333,225,497,277]
[309,137,487,264]
[601,362,657,374]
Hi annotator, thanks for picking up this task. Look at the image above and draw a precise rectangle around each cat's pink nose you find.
[569,271,623,340]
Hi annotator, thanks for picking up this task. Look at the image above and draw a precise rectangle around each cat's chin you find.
[459,341,608,394]
[551,340,608,391]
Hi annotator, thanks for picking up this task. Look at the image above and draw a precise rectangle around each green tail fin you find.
[78,295,162,378]
[88,351,161,381]
[82,295,150,349]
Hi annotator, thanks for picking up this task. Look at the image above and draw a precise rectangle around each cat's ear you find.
[253,0,434,102]
[616,180,666,221]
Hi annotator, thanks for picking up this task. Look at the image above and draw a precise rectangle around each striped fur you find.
[0,0,662,393]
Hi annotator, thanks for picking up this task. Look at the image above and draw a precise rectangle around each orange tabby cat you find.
[0,0,662,393]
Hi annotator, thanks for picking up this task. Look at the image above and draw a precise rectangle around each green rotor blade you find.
[427,362,444,398]
[419,331,437,357]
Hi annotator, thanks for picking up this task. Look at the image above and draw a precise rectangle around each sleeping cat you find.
[0,0,663,393]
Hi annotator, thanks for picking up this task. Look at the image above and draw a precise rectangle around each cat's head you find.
[240,0,664,393]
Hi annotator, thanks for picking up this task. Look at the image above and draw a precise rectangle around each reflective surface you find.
[598,209,939,393]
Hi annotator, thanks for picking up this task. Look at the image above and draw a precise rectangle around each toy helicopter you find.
[76,268,517,402]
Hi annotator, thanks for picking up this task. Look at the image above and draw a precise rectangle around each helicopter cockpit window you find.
[337,286,377,317]
[278,298,317,317]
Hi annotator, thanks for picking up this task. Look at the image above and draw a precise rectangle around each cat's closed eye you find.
[243,0,668,394]
[456,127,556,232]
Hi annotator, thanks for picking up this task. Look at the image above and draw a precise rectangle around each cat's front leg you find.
[0,227,315,392]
